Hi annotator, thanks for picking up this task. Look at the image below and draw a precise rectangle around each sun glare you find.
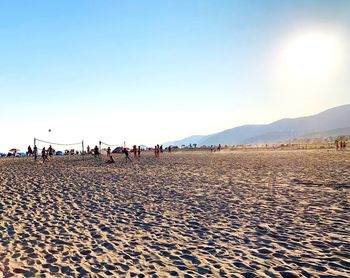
[282,32,341,78]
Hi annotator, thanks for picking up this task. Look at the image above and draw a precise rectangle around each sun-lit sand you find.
[0,150,349,277]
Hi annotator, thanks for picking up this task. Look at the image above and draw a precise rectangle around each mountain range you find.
[164,104,350,146]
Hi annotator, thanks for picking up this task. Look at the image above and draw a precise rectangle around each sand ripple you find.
[0,150,349,277]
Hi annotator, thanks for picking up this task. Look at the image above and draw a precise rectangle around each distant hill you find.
[165,104,350,146]
[300,127,350,139]
[163,135,210,147]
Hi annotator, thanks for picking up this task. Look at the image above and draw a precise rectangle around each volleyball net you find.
[99,140,125,152]
[34,138,84,154]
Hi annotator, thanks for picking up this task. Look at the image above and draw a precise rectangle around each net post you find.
[82,140,85,160]
[34,137,36,147]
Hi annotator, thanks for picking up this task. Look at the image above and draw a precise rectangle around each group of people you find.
[104,145,143,164]
[38,145,55,163]
[105,144,168,164]
[27,145,38,161]
[27,142,171,164]
[27,145,51,163]
[154,144,161,158]
[210,144,222,152]
[335,140,347,150]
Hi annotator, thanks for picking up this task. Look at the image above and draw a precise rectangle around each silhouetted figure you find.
[137,146,141,158]
[133,145,137,159]
[123,148,132,163]
[94,145,99,157]
[48,145,54,156]
[27,145,33,156]
[154,144,160,158]
[33,145,38,161]
[42,147,48,163]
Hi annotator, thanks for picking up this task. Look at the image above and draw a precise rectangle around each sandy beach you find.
[0,150,349,277]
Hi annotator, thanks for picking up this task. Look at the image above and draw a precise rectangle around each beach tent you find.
[0,153,6,157]
[112,147,123,153]
[8,149,20,156]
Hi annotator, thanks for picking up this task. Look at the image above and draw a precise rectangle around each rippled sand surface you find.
[0,150,349,277]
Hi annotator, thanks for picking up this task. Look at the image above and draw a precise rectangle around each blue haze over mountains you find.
[165,104,350,146]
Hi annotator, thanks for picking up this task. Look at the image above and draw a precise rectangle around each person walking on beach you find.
[27,145,33,156]
[335,139,339,150]
[48,145,54,157]
[160,145,163,153]
[168,145,171,153]
[42,147,48,163]
[123,147,132,163]
[33,145,38,162]
[132,145,137,159]
[87,145,90,154]
[107,147,111,156]
[94,145,99,157]
[154,145,160,158]
[137,145,141,158]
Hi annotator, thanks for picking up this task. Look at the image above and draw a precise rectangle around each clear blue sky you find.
[1,1,350,151]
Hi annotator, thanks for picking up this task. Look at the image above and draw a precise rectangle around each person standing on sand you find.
[48,145,54,157]
[42,147,48,163]
[94,145,99,157]
[137,145,141,158]
[154,144,160,158]
[33,145,38,161]
[107,147,111,156]
[123,147,132,163]
[87,145,90,154]
[132,145,137,159]
[27,145,33,156]
[168,145,171,153]
[335,140,339,150]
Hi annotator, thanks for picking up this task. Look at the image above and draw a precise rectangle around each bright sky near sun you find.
[1,0,350,151]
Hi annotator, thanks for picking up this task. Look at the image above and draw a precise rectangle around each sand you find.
[0,150,349,277]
